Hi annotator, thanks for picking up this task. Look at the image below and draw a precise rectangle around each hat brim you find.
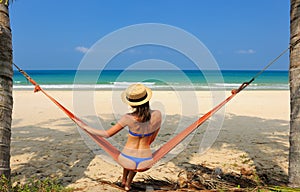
[121,86,152,106]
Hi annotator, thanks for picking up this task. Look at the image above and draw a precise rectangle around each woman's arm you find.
[74,119,124,138]
[105,123,124,137]
[149,110,162,144]
[149,128,160,144]
[83,125,109,138]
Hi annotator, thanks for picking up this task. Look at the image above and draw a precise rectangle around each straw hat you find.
[121,84,152,106]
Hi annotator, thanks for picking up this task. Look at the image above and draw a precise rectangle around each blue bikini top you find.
[128,129,155,137]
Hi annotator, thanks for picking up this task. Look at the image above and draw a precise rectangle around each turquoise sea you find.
[13,70,289,90]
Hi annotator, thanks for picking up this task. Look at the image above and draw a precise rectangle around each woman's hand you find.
[73,118,86,129]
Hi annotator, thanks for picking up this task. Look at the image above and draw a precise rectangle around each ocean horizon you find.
[13,69,289,91]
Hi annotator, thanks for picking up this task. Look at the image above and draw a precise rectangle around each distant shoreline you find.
[12,84,289,91]
[13,70,289,90]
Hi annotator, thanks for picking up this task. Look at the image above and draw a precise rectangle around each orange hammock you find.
[14,51,287,171]
[14,64,251,171]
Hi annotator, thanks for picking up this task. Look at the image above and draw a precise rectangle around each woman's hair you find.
[131,101,151,122]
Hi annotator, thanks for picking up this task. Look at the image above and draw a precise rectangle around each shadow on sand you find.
[11,113,289,191]
[11,116,96,186]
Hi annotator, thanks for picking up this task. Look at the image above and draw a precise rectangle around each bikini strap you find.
[128,129,154,137]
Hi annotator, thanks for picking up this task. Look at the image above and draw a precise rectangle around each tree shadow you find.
[169,114,289,186]
[11,116,96,186]
[10,113,289,190]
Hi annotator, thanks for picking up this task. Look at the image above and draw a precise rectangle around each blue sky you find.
[10,0,289,70]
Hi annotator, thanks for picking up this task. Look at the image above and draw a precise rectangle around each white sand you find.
[11,90,290,191]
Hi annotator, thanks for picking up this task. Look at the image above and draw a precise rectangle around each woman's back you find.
[118,110,161,170]
[119,110,161,150]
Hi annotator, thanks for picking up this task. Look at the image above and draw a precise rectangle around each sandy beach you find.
[11,89,290,191]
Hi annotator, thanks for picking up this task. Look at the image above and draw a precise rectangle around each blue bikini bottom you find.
[121,153,152,169]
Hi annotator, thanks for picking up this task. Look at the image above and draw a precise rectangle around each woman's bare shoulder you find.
[119,113,134,124]
[151,110,162,117]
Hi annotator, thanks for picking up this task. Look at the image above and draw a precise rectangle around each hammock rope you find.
[13,47,287,171]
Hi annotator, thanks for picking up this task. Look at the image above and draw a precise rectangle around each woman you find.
[81,83,161,191]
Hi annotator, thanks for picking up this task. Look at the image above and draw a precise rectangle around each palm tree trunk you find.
[0,2,13,179]
[289,0,300,187]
